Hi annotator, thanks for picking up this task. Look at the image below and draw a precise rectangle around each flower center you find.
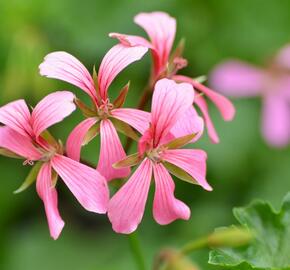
[98,99,114,119]
[146,146,166,163]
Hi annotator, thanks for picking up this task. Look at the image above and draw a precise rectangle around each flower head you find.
[0,92,109,239]
[210,44,290,147]
[108,79,212,234]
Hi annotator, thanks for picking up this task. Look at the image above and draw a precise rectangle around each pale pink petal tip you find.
[109,32,153,49]
[36,163,65,240]
[108,159,153,234]
[52,155,109,214]
[153,163,190,225]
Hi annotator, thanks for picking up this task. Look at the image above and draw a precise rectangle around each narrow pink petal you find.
[209,61,265,97]
[275,44,290,70]
[66,118,97,161]
[170,106,204,143]
[134,12,176,76]
[111,108,151,134]
[109,32,153,49]
[162,149,212,191]
[0,100,33,137]
[153,163,190,225]
[31,91,76,137]
[174,75,235,121]
[108,158,153,234]
[98,44,148,100]
[51,154,109,213]
[151,78,194,146]
[194,95,220,144]
[36,162,65,240]
[0,126,41,160]
[262,94,290,147]
[39,52,97,100]
[97,119,130,181]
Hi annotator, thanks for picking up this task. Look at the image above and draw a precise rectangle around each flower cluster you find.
[0,11,235,239]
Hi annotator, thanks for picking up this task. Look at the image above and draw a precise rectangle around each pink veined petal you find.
[39,51,97,101]
[51,154,109,214]
[97,119,130,181]
[98,44,148,100]
[262,93,290,147]
[109,32,153,49]
[209,61,265,97]
[0,126,41,160]
[153,163,190,225]
[108,158,153,234]
[194,95,220,144]
[134,12,176,76]
[151,78,194,146]
[162,149,212,191]
[36,162,65,240]
[275,44,290,70]
[31,91,76,138]
[170,106,204,143]
[111,108,151,134]
[0,99,33,137]
[66,118,97,161]
[174,75,235,121]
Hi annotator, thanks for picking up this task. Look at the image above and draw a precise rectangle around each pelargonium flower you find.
[108,79,212,234]
[39,44,150,181]
[0,92,109,239]
[210,44,290,147]
[110,11,235,143]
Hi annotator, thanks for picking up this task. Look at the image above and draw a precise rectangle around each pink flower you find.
[0,92,109,239]
[110,11,235,143]
[39,44,150,181]
[108,79,212,234]
[210,44,290,147]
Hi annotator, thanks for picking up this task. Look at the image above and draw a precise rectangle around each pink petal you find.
[174,75,235,121]
[162,149,212,191]
[109,32,153,49]
[51,154,109,213]
[170,106,204,143]
[262,94,290,147]
[209,61,265,97]
[31,91,76,137]
[275,44,290,70]
[111,108,151,134]
[0,100,33,137]
[36,162,65,240]
[66,118,97,161]
[39,52,97,101]
[97,119,130,181]
[194,95,220,144]
[151,78,194,146]
[134,12,176,76]
[153,163,190,225]
[98,44,148,100]
[108,158,153,234]
[0,126,41,160]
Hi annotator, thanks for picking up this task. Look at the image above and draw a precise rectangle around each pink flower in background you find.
[39,44,150,181]
[108,79,212,234]
[210,44,290,147]
[0,92,109,239]
[110,11,235,143]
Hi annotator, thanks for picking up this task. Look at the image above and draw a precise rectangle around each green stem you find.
[128,232,146,270]
[180,237,208,255]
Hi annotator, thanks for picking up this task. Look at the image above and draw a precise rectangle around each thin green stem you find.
[180,237,208,255]
[128,232,146,270]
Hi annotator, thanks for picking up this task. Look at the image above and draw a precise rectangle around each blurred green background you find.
[1,0,290,269]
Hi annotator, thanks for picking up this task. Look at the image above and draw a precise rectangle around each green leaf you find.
[163,161,198,185]
[14,162,43,194]
[113,81,130,108]
[110,117,139,141]
[163,133,197,149]
[83,121,100,146]
[113,153,142,169]
[192,75,207,84]
[209,192,290,270]
[0,148,22,159]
